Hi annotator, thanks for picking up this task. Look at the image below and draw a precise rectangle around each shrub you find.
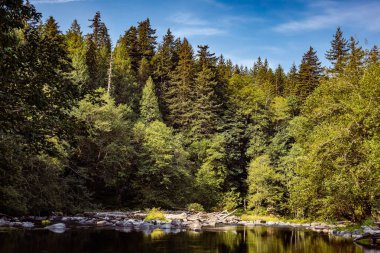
[187,203,205,212]
[220,189,241,211]
[144,208,168,221]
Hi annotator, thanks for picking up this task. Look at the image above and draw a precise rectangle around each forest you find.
[1,0,380,223]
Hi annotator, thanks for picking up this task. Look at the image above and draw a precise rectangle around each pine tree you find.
[297,46,323,100]
[346,36,365,83]
[192,45,220,136]
[140,77,162,122]
[367,45,379,65]
[273,65,285,96]
[284,63,298,97]
[111,37,137,106]
[85,35,98,93]
[166,38,195,130]
[137,18,157,61]
[325,27,349,74]
[88,11,111,89]
[66,19,88,90]
[154,29,176,120]
[122,26,139,73]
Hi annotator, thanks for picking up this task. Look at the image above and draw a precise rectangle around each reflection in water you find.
[0,225,378,253]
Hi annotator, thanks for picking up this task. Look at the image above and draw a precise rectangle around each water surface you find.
[0,225,378,253]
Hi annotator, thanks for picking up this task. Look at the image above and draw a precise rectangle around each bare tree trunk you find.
[107,51,113,94]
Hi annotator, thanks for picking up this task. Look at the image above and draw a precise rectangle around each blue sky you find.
[31,0,380,71]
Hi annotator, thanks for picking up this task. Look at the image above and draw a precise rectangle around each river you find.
[0,225,379,253]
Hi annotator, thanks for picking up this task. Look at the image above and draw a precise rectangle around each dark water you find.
[0,226,378,253]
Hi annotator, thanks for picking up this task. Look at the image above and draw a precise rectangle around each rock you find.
[46,223,66,233]
[188,220,202,231]
[159,223,171,229]
[0,218,10,227]
[21,222,34,228]
[96,220,107,226]
[171,219,182,228]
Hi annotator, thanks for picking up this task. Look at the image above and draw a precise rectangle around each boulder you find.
[46,223,66,233]
[188,220,202,231]
[21,222,34,228]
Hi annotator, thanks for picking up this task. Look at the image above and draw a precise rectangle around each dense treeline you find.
[1,1,379,222]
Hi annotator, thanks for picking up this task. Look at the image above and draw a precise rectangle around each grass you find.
[144,208,168,222]
[240,213,311,224]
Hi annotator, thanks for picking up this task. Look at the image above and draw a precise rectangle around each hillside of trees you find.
[1,1,380,222]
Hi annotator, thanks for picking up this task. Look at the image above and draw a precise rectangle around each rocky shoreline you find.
[0,211,379,242]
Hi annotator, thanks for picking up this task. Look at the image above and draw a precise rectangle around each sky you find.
[30,0,380,71]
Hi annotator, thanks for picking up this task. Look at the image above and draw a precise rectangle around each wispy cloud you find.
[201,0,229,9]
[169,12,208,26]
[31,0,81,3]
[169,12,225,37]
[172,27,225,37]
[274,1,380,33]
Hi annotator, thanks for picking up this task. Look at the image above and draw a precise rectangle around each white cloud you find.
[31,0,81,3]
[169,12,208,26]
[172,27,225,37]
[274,1,380,33]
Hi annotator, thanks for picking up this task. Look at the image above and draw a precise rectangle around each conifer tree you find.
[192,45,220,136]
[88,11,111,89]
[166,38,195,130]
[326,27,349,74]
[284,63,297,97]
[154,29,176,120]
[367,45,380,65]
[140,77,162,122]
[346,36,365,83]
[66,19,88,90]
[273,65,285,96]
[137,18,157,61]
[111,38,137,106]
[122,26,140,73]
[297,47,323,100]
[84,35,98,93]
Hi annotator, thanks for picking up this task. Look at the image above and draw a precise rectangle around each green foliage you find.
[133,120,191,208]
[144,208,168,221]
[72,89,135,206]
[187,203,205,212]
[194,135,227,209]
[1,3,379,223]
[247,155,287,215]
[221,189,242,211]
[140,77,162,122]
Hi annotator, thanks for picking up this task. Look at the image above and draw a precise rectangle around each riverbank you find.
[0,211,379,242]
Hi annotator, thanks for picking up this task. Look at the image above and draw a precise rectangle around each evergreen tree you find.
[111,37,138,107]
[297,47,323,100]
[154,29,176,120]
[137,18,157,61]
[66,19,88,91]
[367,45,380,65]
[166,38,195,130]
[88,11,111,88]
[325,27,349,74]
[122,26,139,73]
[191,45,220,136]
[346,36,365,83]
[273,65,285,96]
[140,77,162,122]
[284,63,297,97]
[84,35,98,92]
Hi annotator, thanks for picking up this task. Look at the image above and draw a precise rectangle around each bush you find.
[144,208,168,221]
[221,189,241,211]
[187,203,205,212]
